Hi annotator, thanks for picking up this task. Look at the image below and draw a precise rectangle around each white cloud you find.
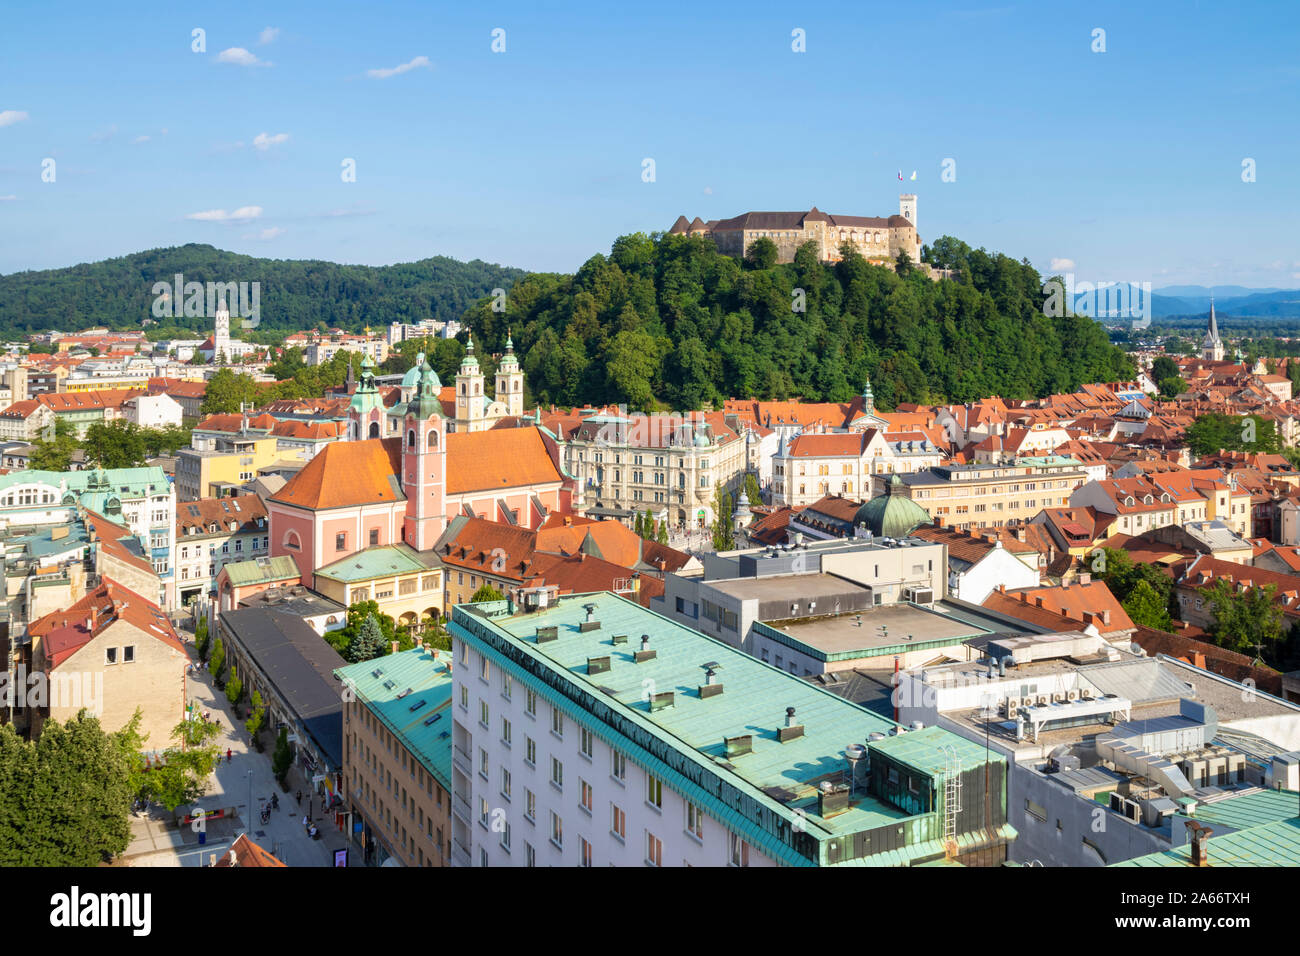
[217,47,270,67]
[90,124,118,143]
[259,27,280,45]
[366,56,431,79]
[244,226,285,240]
[252,131,290,151]
[703,186,713,195]
[132,135,151,144]
[0,110,29,128]
[185,205,263,223]
[1050,257,1076,272]
[0,195,17,201]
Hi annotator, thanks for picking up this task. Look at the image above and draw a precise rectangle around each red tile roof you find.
[29,577,184,669]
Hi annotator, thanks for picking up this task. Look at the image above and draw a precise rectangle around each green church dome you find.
[854,474,931,538]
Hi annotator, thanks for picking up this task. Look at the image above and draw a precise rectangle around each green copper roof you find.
[1175,788,1300,831]
[221,555,301,587]
[854,474,931,537]
[334,647,454,794]
[1115,815,1300,867]
[867,725,995,778]
[452,591,1010,865]
[316,544,438,583]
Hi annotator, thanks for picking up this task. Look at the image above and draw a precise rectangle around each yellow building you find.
[313,545,445,632]
[175,434,296,501]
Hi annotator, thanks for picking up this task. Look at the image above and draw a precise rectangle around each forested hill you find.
[0,244,526,335]
[457,233,1134,412]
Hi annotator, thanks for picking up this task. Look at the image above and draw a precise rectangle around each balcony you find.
[451,839,471,867]
[452,746,471,774]
[452,791,472,824]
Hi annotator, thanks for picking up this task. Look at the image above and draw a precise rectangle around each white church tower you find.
[214,300,232,363]
[1202,299,1225,362]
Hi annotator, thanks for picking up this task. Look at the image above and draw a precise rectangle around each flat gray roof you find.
[771,603,990,656]
[707,572,869,604]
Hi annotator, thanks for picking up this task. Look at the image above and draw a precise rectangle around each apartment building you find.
[174,495,270,607]
[0,466,177,607]
[176,434,295,501]
[448,590,1014,867]
[1069,470,1252,539]
[770,429,943,507]
[543,409,747,528]
[335,646,454,867]
[896,456,1089,531]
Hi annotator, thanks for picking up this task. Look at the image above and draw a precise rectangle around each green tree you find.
[27,417,79,471]
[470,584,506,603]
[84,419,148,469]
[225,664,244,706]
[743,237,779,271]
[1150,356,1179,382]
[1157,376,1186,400]
[200,367,261,416]
[209,636,225,684]
[0,710,140,865]
[349,614,387,663]
[744,472,762,508]
[271,727,292,787]
[1199,578,1286,660]
[195,614,210,661]
[244,691,267,749]
[711,489,733,551]
[656,521,668,546]
[1123,579,1172,630]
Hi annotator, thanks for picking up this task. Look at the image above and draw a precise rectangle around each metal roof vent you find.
[699,662,723,699]
[778,706,804,743]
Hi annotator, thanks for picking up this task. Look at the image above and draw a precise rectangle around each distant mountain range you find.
[1149,285,1300,318]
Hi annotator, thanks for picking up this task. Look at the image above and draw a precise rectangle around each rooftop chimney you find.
[1187,821,1213,867]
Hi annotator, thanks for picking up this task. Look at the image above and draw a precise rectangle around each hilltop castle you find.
[669,194,925,268]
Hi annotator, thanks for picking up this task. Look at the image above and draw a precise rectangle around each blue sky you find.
[2,0,1298,287]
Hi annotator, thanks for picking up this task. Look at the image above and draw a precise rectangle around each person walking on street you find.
[296,789,302,806]
[226,748,232,763]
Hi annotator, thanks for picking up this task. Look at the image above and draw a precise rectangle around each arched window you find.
[407,430,416,448]
[428,430,439,450]
[282,530,302,551]
[368,422,380,439]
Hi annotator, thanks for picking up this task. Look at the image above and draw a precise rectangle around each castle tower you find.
[494,330,525,419]
[1202,299,1225,362]
[402,360,447,551]
[899,194,917,229]
[455,333,486,432]
[862,379,875,417]
[347,354,385,440]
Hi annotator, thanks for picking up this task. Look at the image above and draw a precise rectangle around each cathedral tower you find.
[1202,299,1225,362]
[494,330,525,419]
[455,333,486,432]
[403,360,447,551]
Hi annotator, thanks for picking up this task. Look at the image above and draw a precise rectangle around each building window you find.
[501,767,512,800]
[551,706,563,738]
[686,802,704,840]
[525,789,535,822]
[105,647,118,665]
[526,689,536,716]
[501,717,511,745]
[646,774,663,810]
[580,727,594,759]
[612,751,626,782]
[369,528,379,546]
[526,737,536,766]
[729,833,750,867]
[580,779,593,813]
[336,532,347,551]
[646,831,662,867]
[550,811,563,848]
[123,645,135,663]
[551,757,563,790]
[580,837,592,867]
